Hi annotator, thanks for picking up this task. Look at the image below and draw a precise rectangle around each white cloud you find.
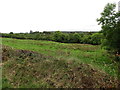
[0,0,119,33]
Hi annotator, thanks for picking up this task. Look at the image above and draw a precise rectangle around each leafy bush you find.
[1,31,103,45]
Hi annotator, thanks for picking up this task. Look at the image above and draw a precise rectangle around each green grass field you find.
[1,38,119,88]
[2,38,118,76]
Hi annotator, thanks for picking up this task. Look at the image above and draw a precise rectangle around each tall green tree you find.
[97,3,120,54]
[90,33,103,45]
[73,33,80,43]
[53,31,63,42]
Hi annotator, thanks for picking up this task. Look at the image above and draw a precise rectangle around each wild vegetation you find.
[97,3,120,54]
[2,38,119,88]
[1,31,103,45]
[1,2,120,88]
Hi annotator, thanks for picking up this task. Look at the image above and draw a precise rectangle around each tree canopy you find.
[97,3,120,54]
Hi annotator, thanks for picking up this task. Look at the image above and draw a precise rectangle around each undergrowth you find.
[2,45,119,88]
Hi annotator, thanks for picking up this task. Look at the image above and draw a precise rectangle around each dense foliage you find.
[0,31,103,45]
[97,3,120,54]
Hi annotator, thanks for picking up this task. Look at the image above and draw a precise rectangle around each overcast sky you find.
[0,0,119,33]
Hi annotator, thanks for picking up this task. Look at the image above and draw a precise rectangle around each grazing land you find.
[1,38,119,88]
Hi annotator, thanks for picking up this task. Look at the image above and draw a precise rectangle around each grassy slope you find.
[1,38,119,88]
[2,38,118,76]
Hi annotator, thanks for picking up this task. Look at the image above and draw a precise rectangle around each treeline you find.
[0,31,103,45]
